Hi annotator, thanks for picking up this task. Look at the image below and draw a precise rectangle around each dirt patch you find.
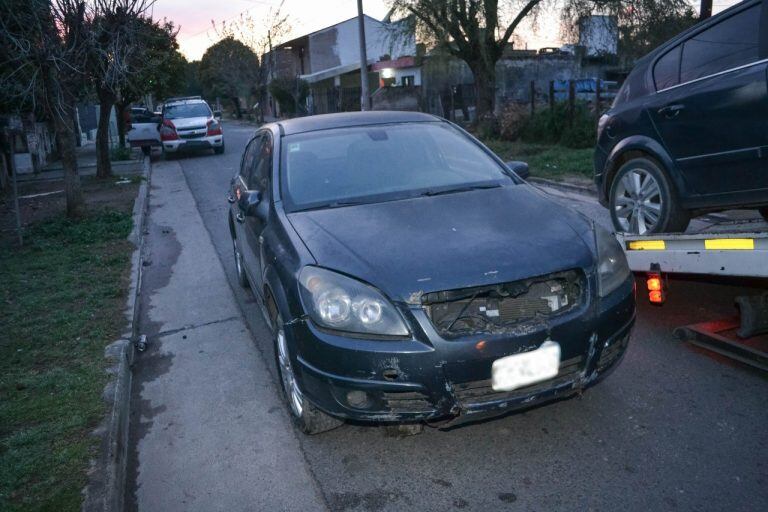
[0,176,140,245]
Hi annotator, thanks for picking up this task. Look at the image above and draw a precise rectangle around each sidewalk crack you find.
[154,316,240,339]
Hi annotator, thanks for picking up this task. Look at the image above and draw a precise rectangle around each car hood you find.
[170,116,209,129]
[287,185,597,303]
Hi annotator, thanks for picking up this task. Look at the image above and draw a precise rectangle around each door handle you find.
[658,104,685,118]
[227,193,236,204]
[235,212,245,223]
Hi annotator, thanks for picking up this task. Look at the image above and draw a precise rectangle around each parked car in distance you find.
[228,111,635,434]
[160,96,224,157]
[595,0,768,234]
[126,107,161,155]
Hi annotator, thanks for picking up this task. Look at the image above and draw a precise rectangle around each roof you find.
[276,111,439,136]
[275,14,383,50]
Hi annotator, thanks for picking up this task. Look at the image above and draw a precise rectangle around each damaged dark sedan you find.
[228,111,635,434]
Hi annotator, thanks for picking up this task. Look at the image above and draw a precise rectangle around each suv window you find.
[654,46,681,90]
[680,5,760,83]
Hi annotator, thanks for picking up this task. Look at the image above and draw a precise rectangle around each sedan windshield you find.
[281,122,513,211]
[163,103,211,119]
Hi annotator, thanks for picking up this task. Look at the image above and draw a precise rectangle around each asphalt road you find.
[154,120,767,511]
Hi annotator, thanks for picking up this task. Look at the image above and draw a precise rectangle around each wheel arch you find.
[603,136,687,203]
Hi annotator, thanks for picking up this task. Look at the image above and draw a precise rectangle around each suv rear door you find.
[647,0,768,196]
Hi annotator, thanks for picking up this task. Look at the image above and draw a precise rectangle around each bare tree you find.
[211,1,292,122]
[0,0,91,217]
[89,0,153,178]
[390,0,545,125]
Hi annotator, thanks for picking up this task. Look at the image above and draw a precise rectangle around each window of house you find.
[680,5,760,83]
[401,75,415,87]
[653,46,681,90]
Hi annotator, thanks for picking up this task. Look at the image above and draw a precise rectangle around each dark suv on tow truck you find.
[229,111,635,434]
[595,0,768,234]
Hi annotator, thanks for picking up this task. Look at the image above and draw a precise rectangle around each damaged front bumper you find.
[288,276,635,425]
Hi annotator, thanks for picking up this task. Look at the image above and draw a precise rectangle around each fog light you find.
[346,390,369,408]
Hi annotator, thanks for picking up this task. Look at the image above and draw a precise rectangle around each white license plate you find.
[491,341,561,392]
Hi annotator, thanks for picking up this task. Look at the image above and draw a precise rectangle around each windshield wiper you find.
[420,182,502,197]
[296,200,366,212]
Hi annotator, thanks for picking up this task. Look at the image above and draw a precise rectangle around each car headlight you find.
[595,224,631,297]
[299,266,410,337]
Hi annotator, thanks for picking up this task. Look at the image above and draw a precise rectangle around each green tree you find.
[199,37,260,118]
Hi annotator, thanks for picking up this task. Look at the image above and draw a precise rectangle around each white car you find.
[160,97,224,156]
[126,107,161,155]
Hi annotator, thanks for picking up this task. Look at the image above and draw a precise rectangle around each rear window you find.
[680,5,760,83]
[612,66,650,107]
[163,102,211,119]
[653,46,681,90]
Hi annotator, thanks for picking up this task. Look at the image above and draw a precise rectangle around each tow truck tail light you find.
[646,272,664,304]
[160,119,178,141]
[207,119,222,136]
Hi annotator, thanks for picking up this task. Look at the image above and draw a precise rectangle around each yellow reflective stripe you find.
[628,240,666,250]
[704,238,754,250]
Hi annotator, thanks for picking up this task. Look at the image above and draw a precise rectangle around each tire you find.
[759,207,768,221]
[273,315,343,435]
[232,236,249,288]
[609,157,690,234]
[141,146,151,156]
[214,143,225,155]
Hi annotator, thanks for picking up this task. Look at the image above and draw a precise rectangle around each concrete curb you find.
[82,156,151,512]
[528,176,597,198]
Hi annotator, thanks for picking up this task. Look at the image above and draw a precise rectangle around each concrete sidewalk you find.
[127,160,325,511]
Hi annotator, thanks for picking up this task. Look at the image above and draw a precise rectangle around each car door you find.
[647,0,768,195]
[231,134,262,281]
[238,131,273,296]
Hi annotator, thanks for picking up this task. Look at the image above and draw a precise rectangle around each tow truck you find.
[617,213,768,371]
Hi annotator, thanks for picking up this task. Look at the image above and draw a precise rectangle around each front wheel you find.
[274,316,342,435]
[609,157,690,234]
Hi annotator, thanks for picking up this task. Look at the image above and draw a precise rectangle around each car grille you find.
[179,131,206,139]
[423,270,585,338]
[382,391,433,413]
[453,354,584,406]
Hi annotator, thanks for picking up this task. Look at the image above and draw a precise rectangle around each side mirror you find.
[213,110,222,121]
[239,190,263,218]
[506,160,530,180]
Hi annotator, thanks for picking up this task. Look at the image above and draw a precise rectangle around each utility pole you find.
[700,0,712,20]
[357,0,370,111]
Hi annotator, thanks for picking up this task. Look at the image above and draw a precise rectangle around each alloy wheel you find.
[613,168,662,234]
[276,329,303,417]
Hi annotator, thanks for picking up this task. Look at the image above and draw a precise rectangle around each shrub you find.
[498,102,530,141]
[520,102,596,149]
[110,146,133,161]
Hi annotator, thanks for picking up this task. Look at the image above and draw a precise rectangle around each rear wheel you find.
[273,315,342,435]
[609,157,690,234]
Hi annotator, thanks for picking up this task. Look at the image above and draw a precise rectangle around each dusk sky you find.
[150,0,739,61]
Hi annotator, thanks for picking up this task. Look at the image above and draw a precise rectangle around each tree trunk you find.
[231,96,242,119]
[54,107,84,218]
[115,101,128,148]
[471,62,496,121]
[96,92,114,178]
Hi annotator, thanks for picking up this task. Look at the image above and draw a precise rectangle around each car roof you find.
[276,111,440,136]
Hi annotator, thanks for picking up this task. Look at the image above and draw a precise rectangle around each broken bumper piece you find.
[288,275,635,424]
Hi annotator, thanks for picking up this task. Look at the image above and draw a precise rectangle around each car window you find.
[248,134,272,191]
[653,46,681,90]
[280,122,512,210]
[240,135,262,183]
[163,102,211,119]
[680,5,760,83]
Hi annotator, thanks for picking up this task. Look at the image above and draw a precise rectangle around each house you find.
[265,14,417,116]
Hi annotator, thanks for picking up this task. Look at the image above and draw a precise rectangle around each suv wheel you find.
[609,157,690,234]
[273,315,342,435]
